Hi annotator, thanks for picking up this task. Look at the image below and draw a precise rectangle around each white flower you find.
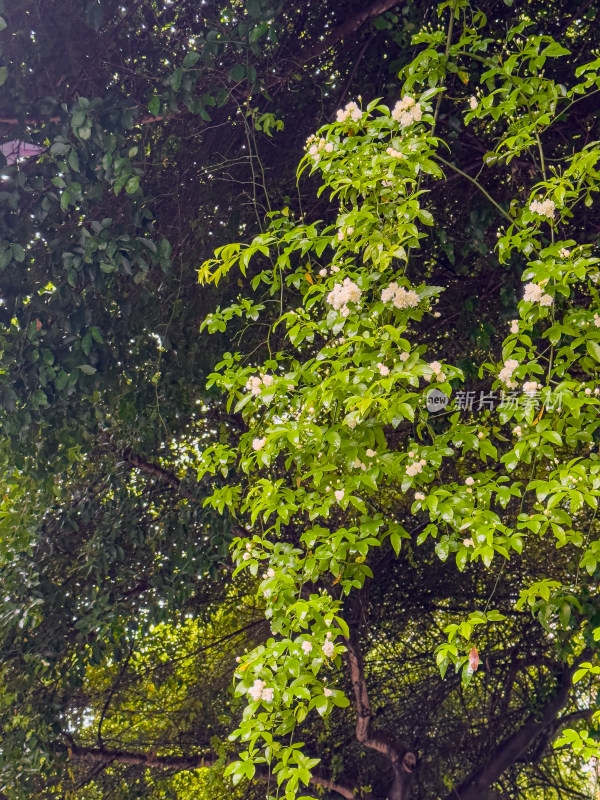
[323,687,333,697]
[429,361,442,375]
[499,358,519,384]
[469,95,478,110]
[319,268,328,277]
[406,462,423,476]
[322,640,335,658]
[477,432,485,439]
[309,144,318,156]
[463,538,473,547]
[336,101,362,123]
[400,351,410,362]
[594,313,600,328]
[325,142,334,153]
[559,248,570,258]
[510,319,519,334]
[243,552,251,561]
[585,387,592,395]
[512,425,522,437]
[366,448,376,458]
[337,229,345,241]
[252,437,266,451]
[267,567,275,578]
[523,283,543,303]
[381,283,420,309]
[391,96,423,126]
[377,362,390,376]
[414,491,425,501]
[301,640,313,654]
[334,489,345,502]
[540,293,553,307]
[346,418,357,429]
[529,198,556,219]
[261,686,274,702]
[465,477,475,486]
[386,146,404,160]
[262,374,274,387]
[249,679,265,701]
[326,277,362,316]
[246,375,263,395]
[522,381,540,396]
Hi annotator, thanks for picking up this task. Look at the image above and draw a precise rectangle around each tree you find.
[2,1,600,800]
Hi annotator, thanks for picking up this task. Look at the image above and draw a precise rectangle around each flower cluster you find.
[306,135,334,162]
[386,146,404,160]
[522,380,541,396]
[326,278,361,317]
[469,95,478,110]
[252,437,266,451]
[391,96,423,126]
[322,635,335,658]
[529,198,556,219]
[381,282,420,309]
[594,312,600,328]
[249,679,274,702]
[246,373,275,395]
[337,226,354,241]
[523,282,553,306]
[406,458,426,476]
[425,360,446,382]
[499,358,519,387]
[377,362,390,376]
[559,247,571,258]
[415,491,426,501]
[510,319,519,334]
[336,101,362,123]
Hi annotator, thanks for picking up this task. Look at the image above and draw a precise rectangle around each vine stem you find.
[435,155,512,221]
[432,0,458,137]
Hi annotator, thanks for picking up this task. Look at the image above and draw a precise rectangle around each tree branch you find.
[346,632,415,800]
[67,742,360,799]
[444,655,591,800]
[0,0,398,128]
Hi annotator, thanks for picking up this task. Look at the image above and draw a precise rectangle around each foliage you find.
[198,2,600,798]
[1,1,600,800]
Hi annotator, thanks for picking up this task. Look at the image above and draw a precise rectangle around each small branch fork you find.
[346,633,416,800]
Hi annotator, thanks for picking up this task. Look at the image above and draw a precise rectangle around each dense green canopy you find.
[1,2,600,800]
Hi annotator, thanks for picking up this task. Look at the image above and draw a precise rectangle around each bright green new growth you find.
[200,2,600,796]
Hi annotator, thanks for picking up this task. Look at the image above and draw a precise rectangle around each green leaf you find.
[183,51,200,68]
[50,142,70,156]
[68,149,80,172]
[78,364,97,375]
[229,64,246,82]
[587,340,600,362]
[11,243,25,262]
[125,176,140,194]
[170,67,183,91]
[0,66,7,87]
[148,95,160,116]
